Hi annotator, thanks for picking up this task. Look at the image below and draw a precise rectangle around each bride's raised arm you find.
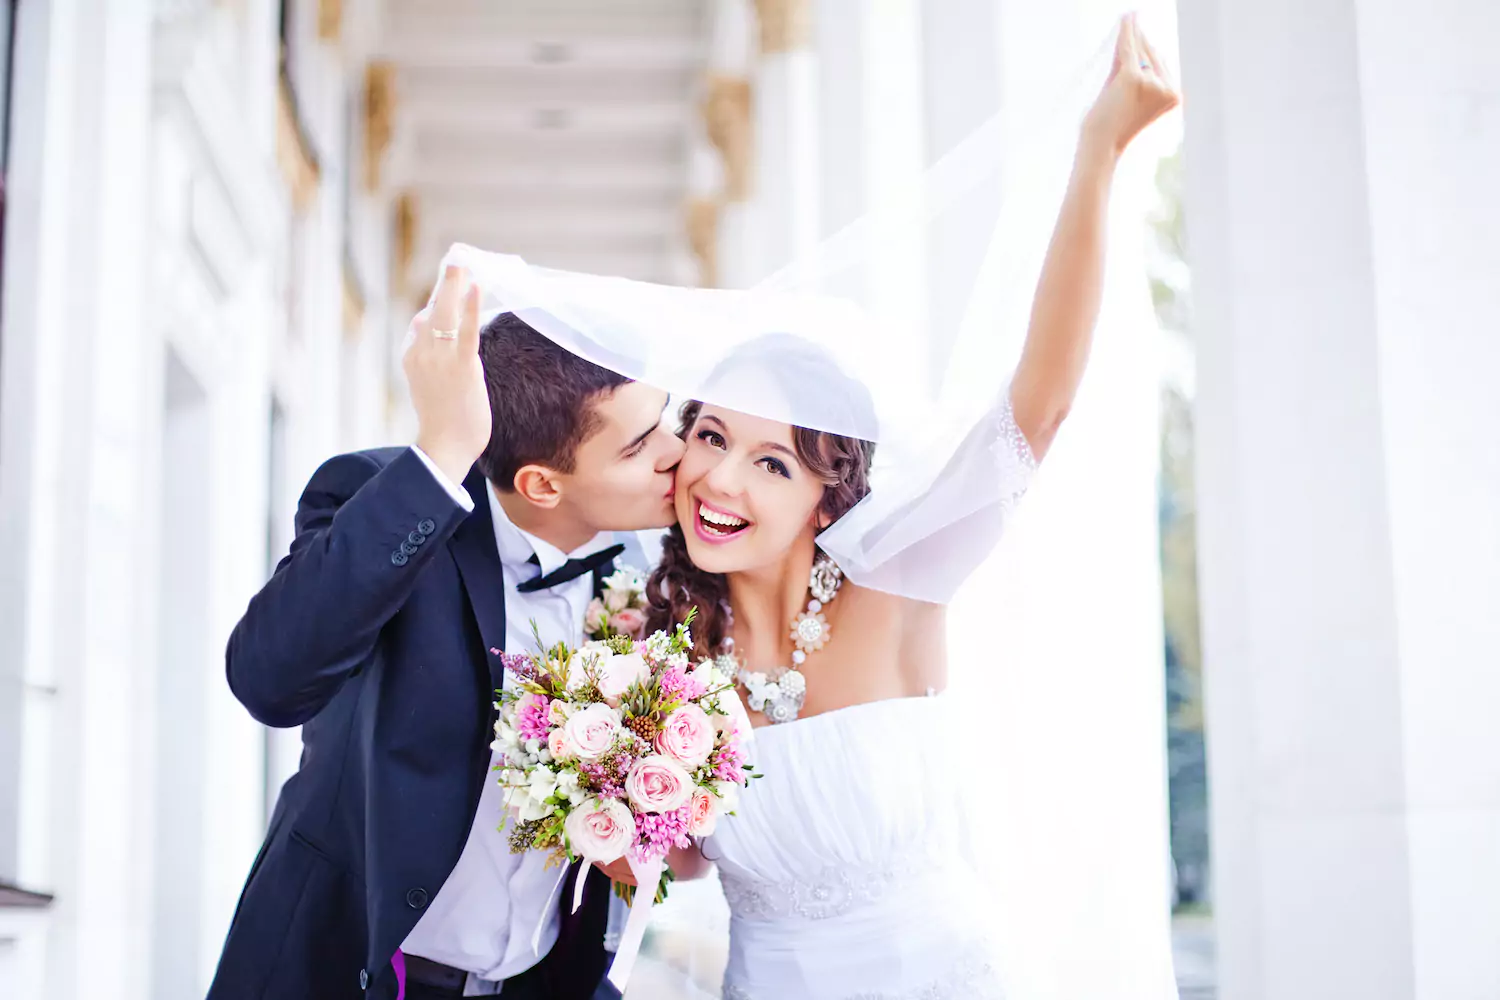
[1009,13,1180,461]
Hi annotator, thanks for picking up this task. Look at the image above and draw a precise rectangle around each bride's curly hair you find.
[644,336,877,660]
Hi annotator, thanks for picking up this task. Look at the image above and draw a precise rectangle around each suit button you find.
[406,887,429,909]
[359,968,368,990]
[391,551,409,567]
[400,539,419,556]
[417,518,437,536]
[407,530,426,546]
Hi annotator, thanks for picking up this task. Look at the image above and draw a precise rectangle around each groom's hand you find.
[595,857,637,886]
[406,264,491,485]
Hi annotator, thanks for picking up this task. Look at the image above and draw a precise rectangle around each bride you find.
[630,17,1181,999]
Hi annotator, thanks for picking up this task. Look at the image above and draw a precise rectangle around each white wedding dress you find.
[705,695,1007,1000]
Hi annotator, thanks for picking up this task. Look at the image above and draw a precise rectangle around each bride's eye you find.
[696,429,727,450]
[759,457,791,479]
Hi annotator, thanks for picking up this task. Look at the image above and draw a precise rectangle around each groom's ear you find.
[513,464,564,509]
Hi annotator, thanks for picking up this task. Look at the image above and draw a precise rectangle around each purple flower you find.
[514,693,552,743]
[711,742,746,784]
[631,804,693,864]
[658,668,708,704]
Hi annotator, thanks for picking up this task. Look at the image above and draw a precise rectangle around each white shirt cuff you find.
[411,446,476,513]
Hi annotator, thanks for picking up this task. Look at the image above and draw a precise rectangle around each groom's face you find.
[554,382,683,531]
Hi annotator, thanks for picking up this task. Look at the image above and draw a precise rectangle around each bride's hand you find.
[594,857,637,886]
[1082,12,1181,157]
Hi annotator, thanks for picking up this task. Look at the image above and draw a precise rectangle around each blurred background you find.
[0,2,1494,999]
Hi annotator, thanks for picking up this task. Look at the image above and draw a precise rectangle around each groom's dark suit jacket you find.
[207,447,610,1000]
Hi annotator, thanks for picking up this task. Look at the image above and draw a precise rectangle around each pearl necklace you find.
[718,552,844,725]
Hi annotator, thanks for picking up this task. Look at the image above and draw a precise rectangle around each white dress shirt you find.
[402,448,615,993]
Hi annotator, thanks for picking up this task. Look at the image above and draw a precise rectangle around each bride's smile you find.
[694,498,753,542]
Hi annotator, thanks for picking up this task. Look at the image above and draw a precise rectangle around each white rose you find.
[564,798,637,864]
[596,652,650,706]
[604,587,632,613]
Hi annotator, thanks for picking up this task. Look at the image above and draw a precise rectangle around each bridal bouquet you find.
[492,611,750,905]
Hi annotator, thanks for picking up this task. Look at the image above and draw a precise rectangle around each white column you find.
[945,4,1176,997]
[0,0,81,897]
[0,2,159,998]
[1181,2,1500,998]
[735,0,820,285]
[706,0,756,288]
[813,0,927,371]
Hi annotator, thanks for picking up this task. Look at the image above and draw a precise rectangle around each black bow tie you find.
[516,544,625,594]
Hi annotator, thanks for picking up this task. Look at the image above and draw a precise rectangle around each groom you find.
[207,266,684,1000]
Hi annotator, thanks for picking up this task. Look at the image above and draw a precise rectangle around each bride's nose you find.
[703,454,747,498]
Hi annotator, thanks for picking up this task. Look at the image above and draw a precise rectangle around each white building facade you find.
[0,1,407,996]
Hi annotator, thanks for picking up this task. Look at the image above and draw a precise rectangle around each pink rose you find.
[624,754,693,814]
[687,787,719,837]
[562,703,621,761]
[548,728,573,762]
[564,798,636,864]
[596,652,650,706]
[654,704,716,769]
[609,606,648,640]
[584,598,607,635]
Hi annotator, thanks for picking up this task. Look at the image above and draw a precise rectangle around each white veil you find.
[439,6,1180,996]
[438,22,1116,605]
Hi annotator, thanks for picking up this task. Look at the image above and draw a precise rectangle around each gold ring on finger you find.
[431,327,460,341]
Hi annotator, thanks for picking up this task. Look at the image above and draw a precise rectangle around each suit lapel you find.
[448,468,509,694]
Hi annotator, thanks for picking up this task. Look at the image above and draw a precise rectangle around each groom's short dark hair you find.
[477,312,630,490]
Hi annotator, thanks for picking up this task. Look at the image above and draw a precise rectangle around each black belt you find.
[403,954,497,995]
[402,954,547,999]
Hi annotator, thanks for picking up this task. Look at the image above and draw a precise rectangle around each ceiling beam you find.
[405,100,692,140]
[405,160,680,194]
[383,36,704,73]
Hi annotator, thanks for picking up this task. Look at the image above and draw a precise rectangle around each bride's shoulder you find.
[842,582,943,622]
[839,584,945,655]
